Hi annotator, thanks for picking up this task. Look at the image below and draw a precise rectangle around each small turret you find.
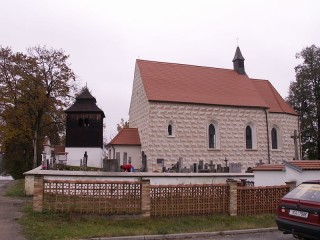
[232,46,245,75]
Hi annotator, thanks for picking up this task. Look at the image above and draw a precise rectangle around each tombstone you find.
[103,159,119,172]
[198,160,204,171]
[141,151,147,172]
[208,161,216,173]
[156,158,164,172]
[116,152,120,169]
[229,162,242,173]
[217,164,222,173]
[178,157,183,173]
[204,163,209,170]
[123,152,128,165]
[181,167,189,173]
[193,163,198,173]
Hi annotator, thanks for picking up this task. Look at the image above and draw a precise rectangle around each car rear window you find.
[284,183,320,202]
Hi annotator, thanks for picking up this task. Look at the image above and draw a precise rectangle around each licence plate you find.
[289,209,308,218]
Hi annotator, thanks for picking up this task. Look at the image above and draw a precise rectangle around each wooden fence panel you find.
[237,185,289,215]
[43,180,141,214]
[150,184,229,217]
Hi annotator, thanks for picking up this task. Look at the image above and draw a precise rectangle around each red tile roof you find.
[252,79,297,115]
[253,164,285,171]
[54,145,67,154]
[108,128,141,146]
[136,59,298,115]
[285,160,320,171]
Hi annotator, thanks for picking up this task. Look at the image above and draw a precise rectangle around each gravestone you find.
[178,157,183,173]
[208,160,215,172]
[141,151,147,172]
[198,160,204,171]
[229,162,242,173]
[103,159,119,172]
[217,164,222,173]
[193,163,198,173]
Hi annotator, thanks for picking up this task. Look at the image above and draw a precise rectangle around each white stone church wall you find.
[145,102,271,172]
[129,65,151,153]
[268,113,299,163]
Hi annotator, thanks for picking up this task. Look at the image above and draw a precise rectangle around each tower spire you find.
[232,46,245,75]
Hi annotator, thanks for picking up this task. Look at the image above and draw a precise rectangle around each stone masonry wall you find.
[268,113,299,163]
[145,102,299,172]
[129,64,150,153]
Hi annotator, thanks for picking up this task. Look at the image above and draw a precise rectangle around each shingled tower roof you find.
[65,88,105,117]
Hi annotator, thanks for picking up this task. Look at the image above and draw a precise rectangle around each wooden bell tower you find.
[64,88,105,167]
[65,88,105,148]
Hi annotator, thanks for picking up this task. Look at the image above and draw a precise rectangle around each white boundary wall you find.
[24,168,253,195]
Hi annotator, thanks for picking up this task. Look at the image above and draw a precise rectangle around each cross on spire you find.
[236,36,240,46]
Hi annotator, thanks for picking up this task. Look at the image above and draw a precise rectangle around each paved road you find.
[195,230,296,240]
[0,180,29,240]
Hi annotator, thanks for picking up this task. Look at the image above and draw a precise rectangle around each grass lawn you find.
[8,180,278,240]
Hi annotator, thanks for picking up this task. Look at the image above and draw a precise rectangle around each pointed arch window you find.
[209,124,216,149]
[167,121,175,137]
[168,124,173,136]
[271,127,278,149]
[246,125,253,149]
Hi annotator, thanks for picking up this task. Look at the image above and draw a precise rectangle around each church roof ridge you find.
[137,59,235,72]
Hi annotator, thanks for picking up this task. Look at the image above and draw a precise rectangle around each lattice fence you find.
[43,180,141,214]
[150,184,229,217]
[237,185,289,215]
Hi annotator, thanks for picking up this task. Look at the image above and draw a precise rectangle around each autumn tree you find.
[287,45,320,159]
[116,118,129,132]
[0,46,77,178]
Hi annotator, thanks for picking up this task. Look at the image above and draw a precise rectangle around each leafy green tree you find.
[287,45,320,159]
[0,46,77,178]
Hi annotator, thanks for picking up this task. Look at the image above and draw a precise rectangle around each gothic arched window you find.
[168,124,173,136]
[246,125,253,149]
[209,124,216,149]
[271,127,278,149]
[167,121,175,137]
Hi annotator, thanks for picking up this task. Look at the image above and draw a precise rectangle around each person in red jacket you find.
[120,164,133,172]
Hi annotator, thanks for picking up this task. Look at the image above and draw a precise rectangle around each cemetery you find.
[23,66,318,220]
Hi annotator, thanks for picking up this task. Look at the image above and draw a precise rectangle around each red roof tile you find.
[253,164,285,171]
[54,145,67,154]
[136,60,297,115]
[285,160,320,171]
[252,79,297,115]
[108,128,141,146]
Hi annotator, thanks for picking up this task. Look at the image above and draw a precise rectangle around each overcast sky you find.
[1,0,319,140]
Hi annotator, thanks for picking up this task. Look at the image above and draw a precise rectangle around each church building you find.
[118,47,300,172]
